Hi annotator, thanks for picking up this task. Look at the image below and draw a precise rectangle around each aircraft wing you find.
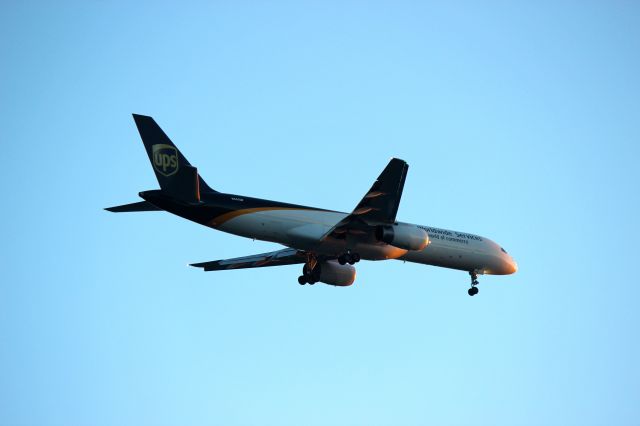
[190,248,306,271]
[322,158,408,240]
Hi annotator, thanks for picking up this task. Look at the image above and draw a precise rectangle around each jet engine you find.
[375,223,430,251]
[318,260,356,286]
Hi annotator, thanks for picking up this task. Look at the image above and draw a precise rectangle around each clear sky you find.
[1,1,639,425]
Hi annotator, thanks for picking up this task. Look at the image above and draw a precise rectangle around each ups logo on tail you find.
[152,144,179,177]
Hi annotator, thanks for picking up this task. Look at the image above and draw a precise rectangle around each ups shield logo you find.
[152,144,179,177]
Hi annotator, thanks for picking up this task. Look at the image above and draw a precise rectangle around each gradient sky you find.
[1,1,639,425]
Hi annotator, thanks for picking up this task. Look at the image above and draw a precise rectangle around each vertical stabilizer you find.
[132,114,215,199]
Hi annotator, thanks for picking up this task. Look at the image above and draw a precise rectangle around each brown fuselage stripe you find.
[208,207,316,227]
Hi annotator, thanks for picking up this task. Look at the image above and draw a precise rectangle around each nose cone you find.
[489,254,518,275]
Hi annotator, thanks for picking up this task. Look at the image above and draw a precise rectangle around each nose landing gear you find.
[468,271,479,296]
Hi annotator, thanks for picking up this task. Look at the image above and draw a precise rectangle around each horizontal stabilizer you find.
[105,201,161,213]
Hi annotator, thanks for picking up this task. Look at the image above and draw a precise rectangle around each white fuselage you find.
[212,208,517,276]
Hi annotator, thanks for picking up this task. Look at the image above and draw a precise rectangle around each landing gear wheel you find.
[468,271,480,296]
[339,252,360,265]
[301,259,321,285]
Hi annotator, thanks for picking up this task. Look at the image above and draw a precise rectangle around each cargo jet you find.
[106,115,517,296]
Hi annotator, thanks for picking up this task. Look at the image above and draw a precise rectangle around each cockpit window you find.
[501,247,508,253]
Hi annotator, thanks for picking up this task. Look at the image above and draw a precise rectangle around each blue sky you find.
[1,1,639,425]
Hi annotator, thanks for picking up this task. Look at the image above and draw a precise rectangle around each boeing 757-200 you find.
[106,114,517,296]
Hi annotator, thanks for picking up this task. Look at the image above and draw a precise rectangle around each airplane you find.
[106,114,518,296]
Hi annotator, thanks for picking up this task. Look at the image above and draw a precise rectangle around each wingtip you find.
[132,113,153,121]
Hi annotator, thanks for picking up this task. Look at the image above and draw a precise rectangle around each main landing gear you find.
[298,252,360,285]
[298,274,314,285]
[298,255,320,285]
[338,252,360,265]
[468,271,479,296]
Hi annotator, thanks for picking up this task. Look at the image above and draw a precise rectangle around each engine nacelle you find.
[318,260,356,286]
[375,224,430,251]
